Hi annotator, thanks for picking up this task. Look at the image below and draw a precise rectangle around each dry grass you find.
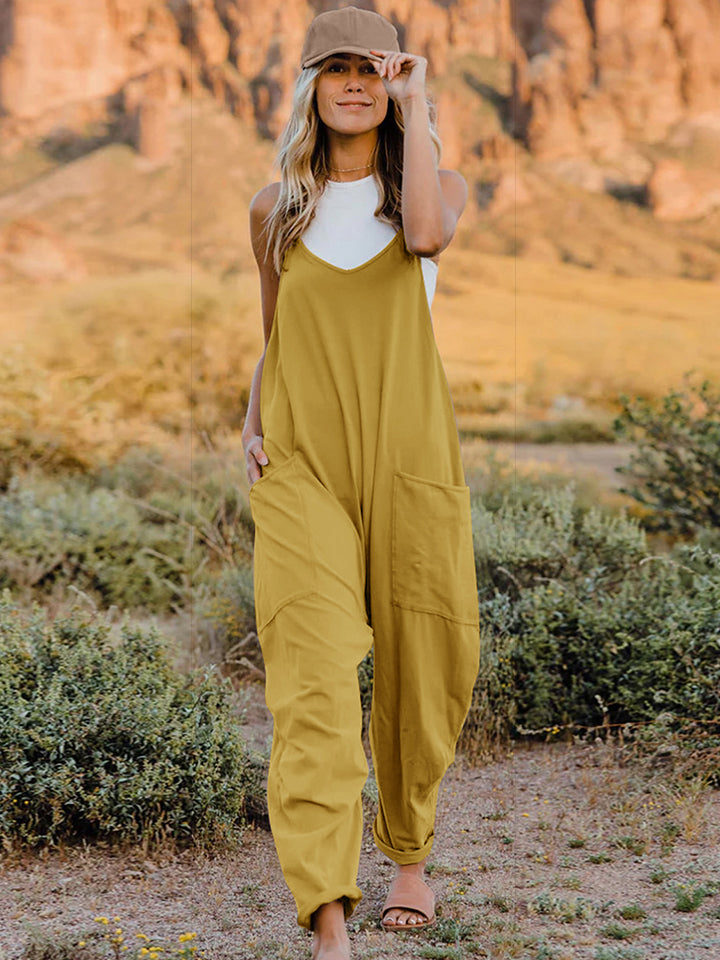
[2,243,718,479]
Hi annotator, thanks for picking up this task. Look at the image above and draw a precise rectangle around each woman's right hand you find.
[244,434,269,488]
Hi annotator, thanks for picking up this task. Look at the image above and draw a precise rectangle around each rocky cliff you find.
[511,0,720,159]
[1,1,720,221]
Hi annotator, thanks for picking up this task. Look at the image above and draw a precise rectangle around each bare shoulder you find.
[249,181,281,232]
[249,181,281,266]
[249,181,281,218]
[428,170,468,266]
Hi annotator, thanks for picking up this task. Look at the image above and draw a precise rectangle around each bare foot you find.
[382,855,431,928]
[311,899,351,960]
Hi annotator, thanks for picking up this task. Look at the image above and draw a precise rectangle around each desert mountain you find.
[1,1,719,281]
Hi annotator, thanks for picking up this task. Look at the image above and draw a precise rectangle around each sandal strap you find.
[381,873,436,922]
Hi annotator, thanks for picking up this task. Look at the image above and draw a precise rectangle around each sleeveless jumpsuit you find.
[248,218,481,932]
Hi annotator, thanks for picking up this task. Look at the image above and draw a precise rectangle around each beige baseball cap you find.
[300,6,400,69]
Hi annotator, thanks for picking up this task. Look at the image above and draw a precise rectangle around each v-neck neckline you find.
[297,230,402,275]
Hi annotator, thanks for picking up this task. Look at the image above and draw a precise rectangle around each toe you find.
[383,906,428,928]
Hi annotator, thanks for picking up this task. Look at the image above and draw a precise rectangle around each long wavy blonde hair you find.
[259,60,443,276]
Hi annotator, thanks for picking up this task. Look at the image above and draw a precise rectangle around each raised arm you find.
[369,47,468,257]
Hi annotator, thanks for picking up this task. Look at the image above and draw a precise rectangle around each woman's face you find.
[315,52,389,132]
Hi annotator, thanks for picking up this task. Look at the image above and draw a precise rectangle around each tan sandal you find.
[380,872,436,932]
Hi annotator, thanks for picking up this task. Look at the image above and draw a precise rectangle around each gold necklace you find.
[329,162,373,172]
[328,162,374,182]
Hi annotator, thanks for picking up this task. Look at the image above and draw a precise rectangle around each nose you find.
[345,66,367,89]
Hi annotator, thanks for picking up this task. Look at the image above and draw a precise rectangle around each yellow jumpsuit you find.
[248,226,480,931]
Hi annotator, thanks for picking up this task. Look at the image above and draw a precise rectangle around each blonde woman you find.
[242,7,480,959]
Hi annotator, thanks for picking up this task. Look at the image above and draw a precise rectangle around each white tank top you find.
[299,174,439,314]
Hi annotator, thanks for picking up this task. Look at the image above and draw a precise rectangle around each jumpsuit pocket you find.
[391,470,479,626]
[249,452,318,632]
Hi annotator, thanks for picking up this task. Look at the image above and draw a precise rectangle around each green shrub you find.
[0,472,203,611]
[194,561,256,662]
[0,448,256,617]
[613,372,720,535]
[528,893,596,921]
[0,590,260,849]
[599,922,636,940]
[616,904,647,921]
[459,476,720,768]
[472,480,648,596]
[673,883,708,912]
[470,482,720,729]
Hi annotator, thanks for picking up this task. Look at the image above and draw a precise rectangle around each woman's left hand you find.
[368,49,427,103]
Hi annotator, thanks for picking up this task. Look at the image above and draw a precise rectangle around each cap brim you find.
[302,46,385,68]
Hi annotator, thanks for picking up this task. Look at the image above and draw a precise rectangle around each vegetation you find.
[0,593,260,850]
[453,375,720,778]
[614,372,720,536]
[0,449,255,615]
[0,372,718,865]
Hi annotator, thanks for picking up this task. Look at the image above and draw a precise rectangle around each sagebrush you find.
[0,591,261,849]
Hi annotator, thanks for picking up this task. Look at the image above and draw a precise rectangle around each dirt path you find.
[476,441,638,491]
[2,689,719,960]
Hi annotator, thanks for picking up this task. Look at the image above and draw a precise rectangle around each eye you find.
[326,62,375,73]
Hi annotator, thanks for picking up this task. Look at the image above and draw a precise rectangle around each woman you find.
[242,7,480,959]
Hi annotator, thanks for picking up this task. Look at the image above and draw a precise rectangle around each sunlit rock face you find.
[510,0,720,160]
[1,0,719,218]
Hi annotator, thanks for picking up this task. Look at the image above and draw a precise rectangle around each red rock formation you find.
[0,0,185,156]
[648,158,720,221]
[485,170,532,217]
[0,1,181,120]
[0,217,86,281]
[0,0,719,223]
[510,0,720,160]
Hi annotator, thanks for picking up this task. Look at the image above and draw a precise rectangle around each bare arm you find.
[400,94,468,258]
[370,50,468,257]
[242,181,281,485]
